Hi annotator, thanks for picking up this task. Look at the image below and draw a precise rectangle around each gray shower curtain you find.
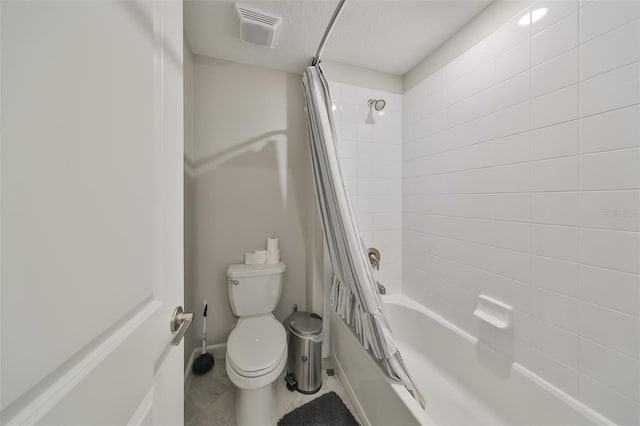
[302,63,426,409]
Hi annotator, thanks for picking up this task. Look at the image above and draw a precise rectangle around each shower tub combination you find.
[330,293,612,426]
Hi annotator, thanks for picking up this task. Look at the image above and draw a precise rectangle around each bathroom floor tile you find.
[185,357,362,426]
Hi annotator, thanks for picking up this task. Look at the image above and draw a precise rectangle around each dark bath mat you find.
[277,391,360,426]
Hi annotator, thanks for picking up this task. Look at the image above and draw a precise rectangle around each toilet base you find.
[226,353,287,426]
[236,382,277,426]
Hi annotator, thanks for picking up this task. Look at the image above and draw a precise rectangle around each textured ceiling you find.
[185,0,492,76]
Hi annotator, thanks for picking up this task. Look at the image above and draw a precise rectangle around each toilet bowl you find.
[226,315,287,425]
[225,262,287,425]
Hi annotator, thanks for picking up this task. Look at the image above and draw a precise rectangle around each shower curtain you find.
[302,63,426,409]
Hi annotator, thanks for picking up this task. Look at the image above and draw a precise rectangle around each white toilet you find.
[225,262,287,426]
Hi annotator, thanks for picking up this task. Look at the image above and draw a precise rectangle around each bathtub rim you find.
[329,307,436,426]
[381,293,615,426]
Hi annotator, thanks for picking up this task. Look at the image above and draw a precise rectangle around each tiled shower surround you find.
[333,0,638,424]
[330,82,403,294]
[403,1,639,424]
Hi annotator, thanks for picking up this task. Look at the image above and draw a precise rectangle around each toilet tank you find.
[227,262,286,316]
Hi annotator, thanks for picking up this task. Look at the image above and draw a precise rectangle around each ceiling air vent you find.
[235,4,282,48]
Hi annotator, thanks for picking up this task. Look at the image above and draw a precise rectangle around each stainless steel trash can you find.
[285,311,323,394]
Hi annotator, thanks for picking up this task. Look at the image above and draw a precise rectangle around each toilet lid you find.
[227,316,286,377]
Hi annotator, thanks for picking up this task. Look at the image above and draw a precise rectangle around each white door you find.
[1,1,185,425]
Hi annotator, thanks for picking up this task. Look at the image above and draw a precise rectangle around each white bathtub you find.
[330,293,612,426]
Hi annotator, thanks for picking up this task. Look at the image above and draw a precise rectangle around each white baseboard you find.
[184,343,227,398]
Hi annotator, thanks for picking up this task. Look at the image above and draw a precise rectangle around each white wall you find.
[189,55,317,347]
[402,1,639,424]
[330,81,404,293]
[323,60,403,94]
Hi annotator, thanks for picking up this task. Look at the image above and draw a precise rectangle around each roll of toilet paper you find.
[254,250,267,264]
[266,238,280,264]
[266,237,279,251]
[267,249,280,265]
[244,252,258,264]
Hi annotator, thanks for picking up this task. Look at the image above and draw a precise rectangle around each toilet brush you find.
[192,301,214,375]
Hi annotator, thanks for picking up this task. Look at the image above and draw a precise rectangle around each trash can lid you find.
[287,311,322,336]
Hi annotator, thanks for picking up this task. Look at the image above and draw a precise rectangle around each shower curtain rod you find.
[311,0,348,65]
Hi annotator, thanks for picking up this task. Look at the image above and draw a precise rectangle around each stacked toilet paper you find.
[244,237,280,265]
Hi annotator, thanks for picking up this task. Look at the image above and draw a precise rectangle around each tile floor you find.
[185,357,362,426]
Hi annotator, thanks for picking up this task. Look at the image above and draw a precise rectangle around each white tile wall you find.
[580,0,640,42]
[531,84,579,129]
[580,105,640,153]
[329,81,403,293]
[531,0,579,36]
[530,120,579,161]
[579,19,640,80]
[531,48,579,98]
[580,62,640,117]
[531,12,579,66]
[403,1,640,423]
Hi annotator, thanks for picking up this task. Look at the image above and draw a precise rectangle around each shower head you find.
[368,99,385,111]
[366,98,386,125]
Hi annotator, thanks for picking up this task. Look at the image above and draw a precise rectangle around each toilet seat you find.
[226,350,286,391]
[227,315,286,378]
